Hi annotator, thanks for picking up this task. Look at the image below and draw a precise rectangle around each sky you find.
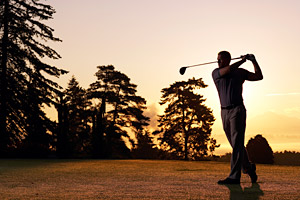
[44,0,300,154]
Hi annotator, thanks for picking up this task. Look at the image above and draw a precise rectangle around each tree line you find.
[0,0,219,160]
[55,67,219,160]
[217,134,300,166]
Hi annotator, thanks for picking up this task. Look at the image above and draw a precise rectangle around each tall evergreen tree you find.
[0,0,9,152]
[90,97,107,158]
[0,0,67,155]
[131,129,158,159]
[88,65,149,158]
[63,76,91,157]
[56,92,69,158]
[155,78,216,160]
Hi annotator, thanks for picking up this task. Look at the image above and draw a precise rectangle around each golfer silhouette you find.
[212,51,263,184]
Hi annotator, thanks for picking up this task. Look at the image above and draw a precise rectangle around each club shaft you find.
[184,56,241,68]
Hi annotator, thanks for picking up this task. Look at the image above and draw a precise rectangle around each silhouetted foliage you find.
[88,65,149,158]
[154,77,217,160]
[246,134,274,164]
[90,98,107,158]
[273,151,300,166]
[56,93,69,158]
[218,151,300,166]
[131,130,159,159]
[55,76,91,158]
[217,153,231,162]
[16,78,55,157]
[0,0,67,156]
[209,138,220,156]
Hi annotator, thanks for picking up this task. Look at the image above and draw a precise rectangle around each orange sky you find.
[45,0,300,154]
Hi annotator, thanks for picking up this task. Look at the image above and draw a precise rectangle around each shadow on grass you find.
[0,159,88,171]
[222,183,264,200]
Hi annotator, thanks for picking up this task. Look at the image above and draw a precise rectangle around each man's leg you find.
[219,105,257,184]
[227,105,246,180]
[222,109,244,177]
[242,147,258,183]
[221,109,232,145]
[218,108,241,184]
[242,147,252,173]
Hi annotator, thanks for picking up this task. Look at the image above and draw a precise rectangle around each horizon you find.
[43,0,300,155]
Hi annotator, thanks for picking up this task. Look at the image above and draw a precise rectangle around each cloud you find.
[144,103,160,131]
[284,107,300,115]
[265,92,300,96]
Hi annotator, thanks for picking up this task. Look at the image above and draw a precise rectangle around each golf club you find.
[179,56,243,75]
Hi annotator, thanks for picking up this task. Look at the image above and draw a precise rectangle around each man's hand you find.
[247,54,256,62]
[241,54,248,62]
[246,54,263,81]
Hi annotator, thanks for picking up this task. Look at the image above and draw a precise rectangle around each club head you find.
[179,67,186,75]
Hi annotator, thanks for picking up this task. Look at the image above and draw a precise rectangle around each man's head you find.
[218,51,231,68]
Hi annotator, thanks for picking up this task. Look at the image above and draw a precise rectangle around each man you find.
[212,51,263,184]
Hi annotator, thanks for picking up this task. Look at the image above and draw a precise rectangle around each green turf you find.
[0,159,299,199]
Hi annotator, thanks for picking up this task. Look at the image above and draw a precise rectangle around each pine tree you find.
[90,97,107,158]
[0,0,68,156]
[155,78,216,160]
[88,65,149,158]
[131,129,158,159]
[56,92,69,158]
[63,76,91,157]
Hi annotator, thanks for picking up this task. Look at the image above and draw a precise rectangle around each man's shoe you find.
[247,163,258,183]
[217,178,240,185]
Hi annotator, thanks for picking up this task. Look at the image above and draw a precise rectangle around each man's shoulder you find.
[212,68,219,73]
[212,68,219,76]
[212,68,220,80]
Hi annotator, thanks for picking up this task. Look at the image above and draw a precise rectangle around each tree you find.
[56,92,69,158]
[0,0,9,152]
[17,75,56,157]
[88,65,149,158]
[131,130,158,159]
[209,137,220,157]
[90,97,107,158]
[246,134,274,164]
[155,78,216,160]
[0,0,67,155]
[56,76,91,158]
[273,151,300,166]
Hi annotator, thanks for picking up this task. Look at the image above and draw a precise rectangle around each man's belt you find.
[221,104,243,110]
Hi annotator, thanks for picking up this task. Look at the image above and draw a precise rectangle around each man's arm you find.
[246,55,263,81]
[219,56,247,77]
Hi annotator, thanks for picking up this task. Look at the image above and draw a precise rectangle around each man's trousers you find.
[221,104,251,180]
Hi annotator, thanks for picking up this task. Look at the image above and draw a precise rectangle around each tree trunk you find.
[93,98,105,158]
[107,88,120,158]
[0,0,9,152]
[57,95,69,158]
[181,96,188,161]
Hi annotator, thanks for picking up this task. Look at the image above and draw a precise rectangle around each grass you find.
[0,159,299,199]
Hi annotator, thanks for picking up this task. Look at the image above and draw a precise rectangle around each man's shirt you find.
[212,68,250,108]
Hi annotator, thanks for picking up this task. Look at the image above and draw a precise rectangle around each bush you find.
[246,134,274,164]
[274,151,300,166]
